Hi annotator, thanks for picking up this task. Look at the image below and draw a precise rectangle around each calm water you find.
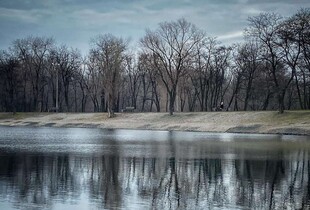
[0,126,310,210]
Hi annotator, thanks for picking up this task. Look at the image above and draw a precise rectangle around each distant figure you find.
[220,101,224,111]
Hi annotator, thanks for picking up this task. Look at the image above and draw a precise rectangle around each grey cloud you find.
[0,0,309,55]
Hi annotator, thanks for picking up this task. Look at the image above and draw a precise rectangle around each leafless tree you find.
[280,8,310,109]
[123,53,141,109]
[0,12,309,113]
[138,52,161,112]
[246,13,292,113]
[13,36,54,111]
[51,46,82,112]
[90,34,127,117]
[227,42,261,111]
[75,58,89,112]
[191,37,217,111]
[85,53,103,112]
[141,18,205,115]
[0,50,20,113]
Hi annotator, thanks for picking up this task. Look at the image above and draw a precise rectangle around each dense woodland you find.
[0,9,309,116]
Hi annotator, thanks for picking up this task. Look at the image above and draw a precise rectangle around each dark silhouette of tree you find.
[0,51,20,113]
[13,36,54,111]
[246,13,296,113]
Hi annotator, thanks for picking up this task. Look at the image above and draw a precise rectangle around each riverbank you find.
[0,111,309,135]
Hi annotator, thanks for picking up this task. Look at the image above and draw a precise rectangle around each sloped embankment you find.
[0,111,309,135]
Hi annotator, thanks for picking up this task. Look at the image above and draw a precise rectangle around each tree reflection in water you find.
[0,137,309,209]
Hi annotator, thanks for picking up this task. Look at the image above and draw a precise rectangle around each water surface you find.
[0,126,309,209]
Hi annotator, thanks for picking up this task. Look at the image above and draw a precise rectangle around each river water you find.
[0,126,309,210]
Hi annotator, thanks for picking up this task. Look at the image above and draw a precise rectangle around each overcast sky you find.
[0,0,309,55]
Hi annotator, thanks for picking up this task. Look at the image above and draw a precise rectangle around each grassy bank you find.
[0,111,309,135]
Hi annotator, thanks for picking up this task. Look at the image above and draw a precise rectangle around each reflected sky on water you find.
[0,126,309,210]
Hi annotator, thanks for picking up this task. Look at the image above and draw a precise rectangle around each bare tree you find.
[124,54,141,109]
[13,36,54,111]
[227,49,246,111]
[246,13,291,113]
[197,38,217,111]
[52,46,82,112]
[90,34,127,118]
[137,53,153,111]
[281,9,310,109]
[85,53,102,112]
[138,52,161,112]
[75,58,89,112]
[1,12,309,113]
[229,42,261,111]
[208,46,232,111]
[0,50,20,113]
[141,18,205,115]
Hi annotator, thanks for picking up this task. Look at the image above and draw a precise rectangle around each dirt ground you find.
[0,111,309,135]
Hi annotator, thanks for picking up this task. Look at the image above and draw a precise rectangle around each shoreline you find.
[0,124,308,137]
[0,111,309,136]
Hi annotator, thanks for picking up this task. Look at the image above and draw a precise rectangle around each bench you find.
[122,107,135,112]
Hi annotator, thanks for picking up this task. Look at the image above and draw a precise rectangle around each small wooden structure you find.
[122,107,135,112]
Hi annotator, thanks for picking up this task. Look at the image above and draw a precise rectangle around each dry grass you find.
[0,111,309,135]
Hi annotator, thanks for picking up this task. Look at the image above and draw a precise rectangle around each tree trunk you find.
[169,91,176,115]
[244,77,253,111]
[262,90,271,110]
[278,90,285,114]
[107,93,115,118]
[294,73,303,109]
[101,91,106,112]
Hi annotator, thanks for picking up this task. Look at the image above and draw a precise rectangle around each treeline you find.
[0,9,309,116]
